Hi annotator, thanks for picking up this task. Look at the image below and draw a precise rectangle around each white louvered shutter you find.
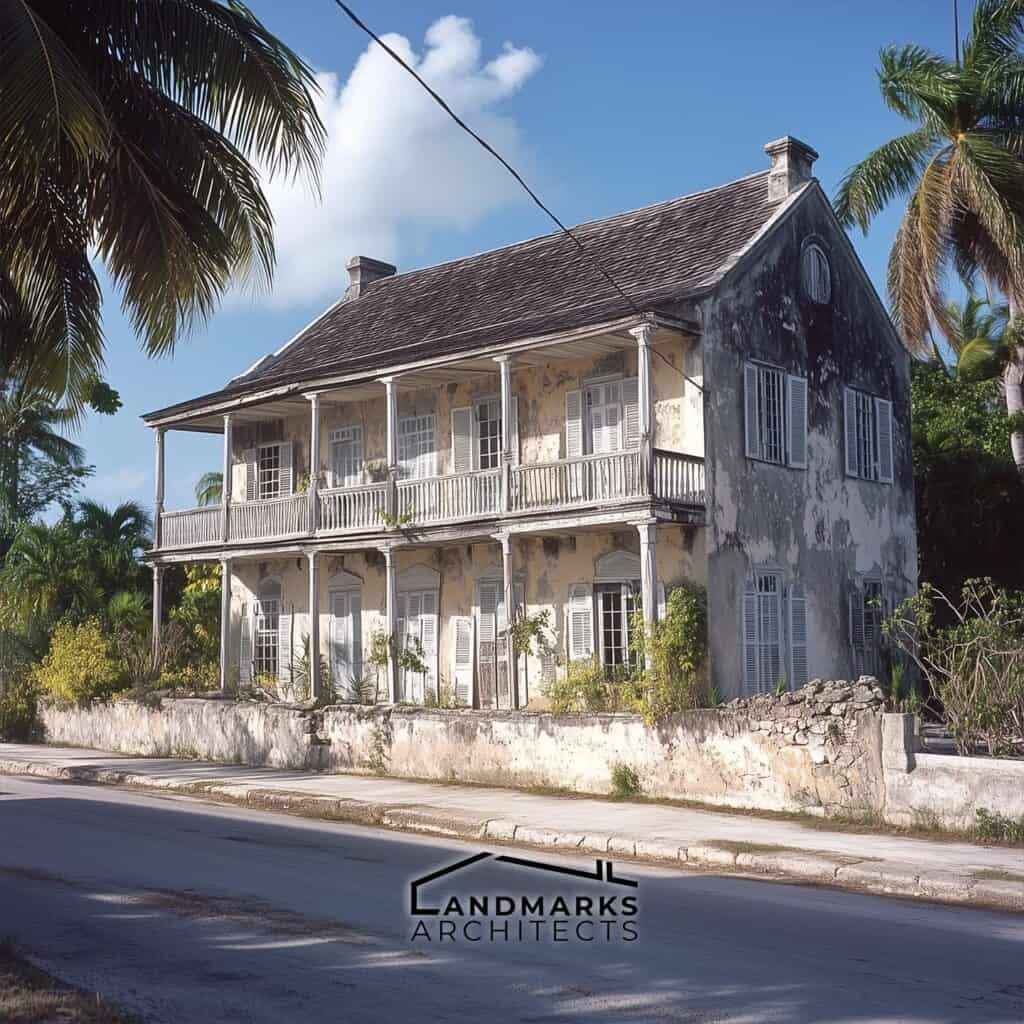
[478,582,497,645]
[789,583,808,688]
[742,577,758,695]
[509,396,520,465]
[421,591,438,699]
[565,390,584,458]
[244,450,258,501]
[452,616,474,707]
[786,375,808,469]
[875,398,894,483]
[744,363,759,459]
[278,606,292,685]
[848,578,865,652]
[279,441,294,495]
[622,377,641,449]
[567,583,594,660]
[843,388,859,477]
[239,603,253,684]
[451,407,474,474]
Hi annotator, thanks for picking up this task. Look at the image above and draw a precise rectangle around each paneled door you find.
[329,590,362,700]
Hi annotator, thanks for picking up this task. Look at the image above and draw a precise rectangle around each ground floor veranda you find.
[151,518,705,710]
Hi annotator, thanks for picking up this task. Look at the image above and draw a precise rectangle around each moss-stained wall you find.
[701,188,917,698]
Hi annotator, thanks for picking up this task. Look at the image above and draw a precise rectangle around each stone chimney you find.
[763,136,819,201]
[344,256,396,300]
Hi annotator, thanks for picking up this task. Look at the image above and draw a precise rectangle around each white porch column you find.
[221,414,233,543]
[307,393,321,534]
[153,428,165,548]
[498,532,519,708]
[219,558,232,692]
[630,322,656,495]
[636,519,658,671]
[382,377,398,520]
[151,564,164,661]
[383,545,398,703]
[495,355,512,511]
[307,549,321,699]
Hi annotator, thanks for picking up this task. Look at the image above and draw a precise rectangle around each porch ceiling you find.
[160,320,694,433]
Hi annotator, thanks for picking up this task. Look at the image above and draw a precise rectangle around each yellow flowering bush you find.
[32,618,122,706]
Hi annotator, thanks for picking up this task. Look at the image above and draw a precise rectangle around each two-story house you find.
[143,136,917,705]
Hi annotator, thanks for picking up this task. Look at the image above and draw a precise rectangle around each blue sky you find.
[78,0,965,515]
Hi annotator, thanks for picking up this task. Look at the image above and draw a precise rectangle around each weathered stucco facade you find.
[701,188,917,697]
[145,135,916,708]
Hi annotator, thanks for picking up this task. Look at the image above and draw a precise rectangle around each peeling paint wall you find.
[702,190,917,698]
[224,340,702,502]
[226,524,704,703]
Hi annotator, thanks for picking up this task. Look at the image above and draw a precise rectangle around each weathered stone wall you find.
[40,679,887,817]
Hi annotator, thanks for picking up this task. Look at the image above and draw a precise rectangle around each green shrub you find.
[0,675,43,741]
[974,808,1024,844]
[545,658,641,713]
[32,618,122,706]
[609,762,641,798]
[886,579,1024,755]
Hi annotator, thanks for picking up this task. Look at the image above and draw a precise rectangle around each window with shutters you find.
[844,387,893,483]
[258,443,282,499]
[744,363,807,469]
[586,381,623,454]
[801,242,832,304]
[253,580,281,679]
[597,582,641,675]
[476,398,501,470]
[329,589,362,696]
[398,415,436,479]
[743,571,786,694]
[397,588,438,702]
[328,426,363,488]
[850,576,885,676]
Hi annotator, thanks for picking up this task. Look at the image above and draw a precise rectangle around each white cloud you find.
[249,15,542,308]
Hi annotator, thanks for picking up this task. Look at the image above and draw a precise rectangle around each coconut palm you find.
[0,379,86,537]
[195,472,224,507]
[933,293,1012,382]
[0,0,325,400]
[835,0,1024,469]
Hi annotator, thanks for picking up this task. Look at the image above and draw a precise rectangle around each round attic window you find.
[801,242,831,304]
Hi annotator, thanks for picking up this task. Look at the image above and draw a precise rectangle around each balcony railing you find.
[229,492,309,542]
[160,506,221,548]
[318,482,387,533]
[156,451,705,549]
[396,468,501,524]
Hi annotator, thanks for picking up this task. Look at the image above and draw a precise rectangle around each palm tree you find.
[942,294,1011,380]
[0,521,101,632]
[195,472,224,507]
[0,379,86,539]
[72,499,151,595]
[835,0,1024,470]
[0,1,325,401]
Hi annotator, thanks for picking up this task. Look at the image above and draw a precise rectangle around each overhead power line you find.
[330,1,705,394]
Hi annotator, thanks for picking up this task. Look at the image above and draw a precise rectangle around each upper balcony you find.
[151,320,706,553]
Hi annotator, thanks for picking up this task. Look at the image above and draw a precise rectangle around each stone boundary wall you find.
[37,685,1024,829]
[41,679,888,818]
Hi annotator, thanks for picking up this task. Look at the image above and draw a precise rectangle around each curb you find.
[2,758,1022,913]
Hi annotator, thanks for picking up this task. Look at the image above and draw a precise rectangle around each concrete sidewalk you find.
[3,742,1023,911]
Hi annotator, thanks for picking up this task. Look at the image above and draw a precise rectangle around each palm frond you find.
[877,45,959,123]
[195,472,224,507]
[834,128,941,231]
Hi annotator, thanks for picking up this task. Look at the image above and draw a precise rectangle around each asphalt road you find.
[1,776,1022,1023]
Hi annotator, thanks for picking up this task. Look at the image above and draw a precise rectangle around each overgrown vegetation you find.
[609,762,641,798]
[886,579,1024,756]
[31,618,122,706]
[974,808,1024,844]
[546,582,709,723]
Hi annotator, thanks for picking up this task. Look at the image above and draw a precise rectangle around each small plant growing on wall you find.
[609,761,641,799]
[380,507,415,531]
[511,608,555,660]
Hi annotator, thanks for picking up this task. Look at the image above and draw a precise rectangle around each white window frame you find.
[744,362,807,470]
[475,396,502,471]
[398,414,437,480]
[257,442,282,500]
[596,580,641,674]
[844,387,893,484]
[329,586,363,698]
[253,579,282,680]
[328,426,364,489]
